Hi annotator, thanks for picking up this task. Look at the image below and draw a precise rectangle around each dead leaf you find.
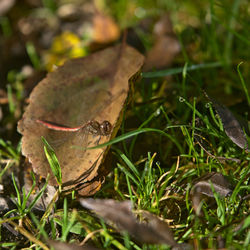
[191,172,233,216]
[92,12,120,44]
[143,15,180,71]
[18,44,144,195]
[193,118,241,163]
[204,91,249,152]
[0,0,15,16]
[80,199,191,249]
[48,240,100,250]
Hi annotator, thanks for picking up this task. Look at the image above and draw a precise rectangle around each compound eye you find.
[100,121,112,136]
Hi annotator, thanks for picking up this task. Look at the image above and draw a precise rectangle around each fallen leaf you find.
[92,12,120,44]
[143,15,180,71]
[0,0,15,16]
[48,240,100,250]
[191,172,233,216]
[193,118,241,163]
[18,44,144,195]
[80,198,191,249]
[204,91,249,152]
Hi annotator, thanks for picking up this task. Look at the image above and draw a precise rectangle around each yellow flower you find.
[44,31,87,71]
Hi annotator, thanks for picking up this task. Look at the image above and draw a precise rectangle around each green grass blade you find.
[30,213,48,240]
[231,164,250,202]
[79,128,167,149]
[27,175,49,212]
[26,42,41,70]
[7,84,15,114]
[0,160,14,179]
[237,62,250,106]
[41,136,62,187]
[119,151,140,177]
[142,62,221,78]
[11,173,22,214]
[0,139,19,160]
[80,127,183,153]
[117,163,140,187]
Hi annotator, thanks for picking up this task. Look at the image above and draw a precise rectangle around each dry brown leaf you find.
[0,0,15,16]
[193,118,241,163]
[80,199,191,249]
[92,12,120,44]
[204,92,249,152]
[191,172,233,216]
[18,44,144,195]
[48,240,100,250]
[143,15,180,71]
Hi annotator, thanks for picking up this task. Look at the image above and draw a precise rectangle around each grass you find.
[0,0,249,249]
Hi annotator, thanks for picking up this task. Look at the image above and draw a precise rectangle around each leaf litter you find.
[143,14,180,72]
[48,239,99,250]
[1,2,248,248]
[80,198,192,249]
[191,172,233,216]
[18,44,144,195]
[193,117,241,163]
[203,91,249,152]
